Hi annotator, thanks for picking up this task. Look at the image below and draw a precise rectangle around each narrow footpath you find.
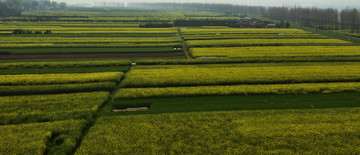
[177,27,192,59]
[70,66,133,154]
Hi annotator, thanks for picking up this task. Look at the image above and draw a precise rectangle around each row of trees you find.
[0,0,67,17]
[128,3,360,33]
[263,6,359,33]
[0,1,21,17]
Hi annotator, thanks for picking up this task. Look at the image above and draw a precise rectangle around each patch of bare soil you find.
[111,107,150,112]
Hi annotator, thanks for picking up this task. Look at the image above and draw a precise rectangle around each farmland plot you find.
[75,108,360,154]
[120,64,360,87]
[186,39,351,47]
[0,92,109,124]
[0,72,123,85]
[0,120,87,154]
[190,46,360,58]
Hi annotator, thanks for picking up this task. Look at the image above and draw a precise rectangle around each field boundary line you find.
[178,27,192,59]
[70,66,132,154]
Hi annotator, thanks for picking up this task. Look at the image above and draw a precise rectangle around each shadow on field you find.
[104,92,360,116]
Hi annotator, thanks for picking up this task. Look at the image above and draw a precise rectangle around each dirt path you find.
[70,66,134,154]
[177,28,192,59]
[0,52,185,60]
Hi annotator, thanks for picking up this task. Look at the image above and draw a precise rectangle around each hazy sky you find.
[59,0,360,9]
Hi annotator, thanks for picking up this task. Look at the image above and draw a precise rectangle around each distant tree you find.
[0,1,21,17]
[59,2,66,10]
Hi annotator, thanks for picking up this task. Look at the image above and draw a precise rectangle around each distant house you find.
[266,24,276,28]
[237,18,266,28]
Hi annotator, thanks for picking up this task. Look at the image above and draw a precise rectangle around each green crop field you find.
[0,120,87,154]
[0,72,123,85]
[190,46,360,58]
[187,39,351,47]
[183,33,329,40]
[120,63,360,87]
[0,24,182,54]
[0,92,109,125]
[1,7,360,155]
[75,108,360,154]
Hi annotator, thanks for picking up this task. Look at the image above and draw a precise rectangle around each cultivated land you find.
[1,9,360,154]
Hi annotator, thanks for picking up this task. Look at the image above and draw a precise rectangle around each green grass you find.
[136,56,360,65]
[2,33,177,37]
[120,63,360,87]
[0,82,116,96]
[0,119,87,154]
[0,59,132,68]
[0,66,130,74]
[76,106,360,154]
[0,92,109,125]
[106,92,360,116]
[115,82,360,99]
[0,47,177,54]
[0,57,186,63]
[295,26,360,45]
[0,72,123,86]
[186,39,352,48]
[190,46,360,58]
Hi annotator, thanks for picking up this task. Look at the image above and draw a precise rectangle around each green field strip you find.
[187,39,352,47]
[0,42,182,48]
[181,28,311,34]
[183,34,329,40]
[295,26,360,45]
[0,92,109,125]
[0,60,132,69]
[75,108,360,154]
[0,120,87,154]
[0,66,130,74]
[0,82,116,96]
[120,64,360,87]
[105,92,360,115]
[0,37,181,43]
[190,46,360,58]
[0,47,176,54]
[0,72,123,86]
[115,82,360,99]
[3,33,177,37]
[135,57,360,65]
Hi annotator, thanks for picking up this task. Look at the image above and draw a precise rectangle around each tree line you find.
[128,3,360,33]
[0,0,67,17]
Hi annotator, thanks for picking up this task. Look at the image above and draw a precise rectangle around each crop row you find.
[190,46,360,58]
[115,82,360,99]
[134,57,360,65]
[0,120,87,154]
[55,17,178,22]
[0,31,12,34]
[0,43,182,48]
[75,108,360,154]
[50,31,177,34]
[0,72,123,86]
[0,82,116,96]
[0,27,177,31]
[0,91,109,125]
[183,34,329,40]
[0,37,181,43]
[181,28,311,34]
[186,39,351,47]
[2,15,241,22]
[120,65,360,87]
[0,60,132,69]
[0,23,140,27]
